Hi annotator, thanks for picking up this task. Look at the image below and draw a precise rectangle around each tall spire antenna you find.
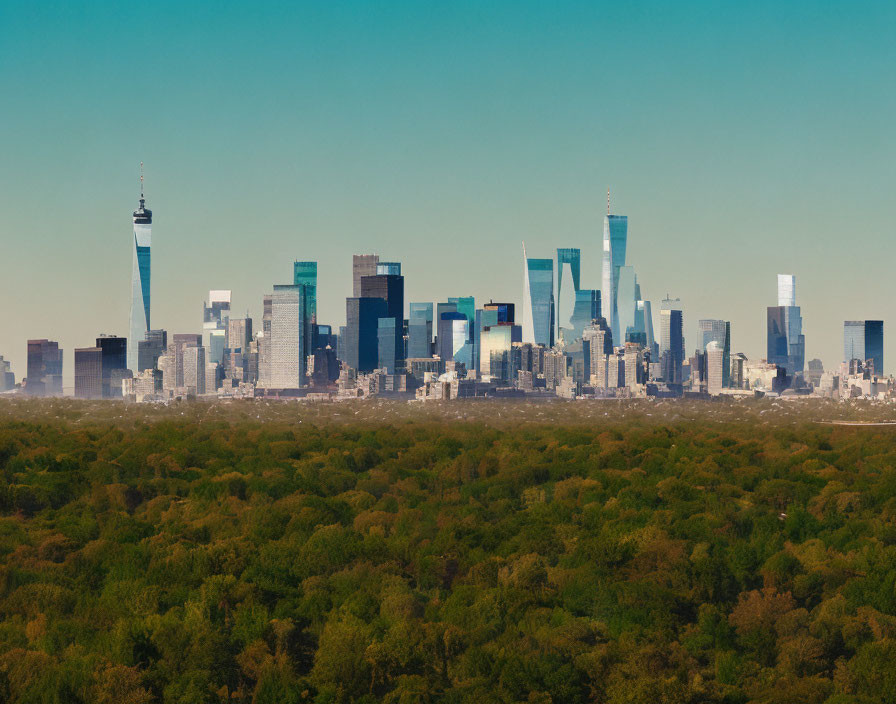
[607,188,610,216]
[140,162,144,200]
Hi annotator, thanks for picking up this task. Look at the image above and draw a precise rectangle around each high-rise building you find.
[601,212,628,344]
[408,303,434,359]
[96,335,128,398]
[767,275,804,376]
[128,175,152,372]
[344,297,388,372]
[169,334,202,388]
[352,254,379,297]
[0,356,14,392]
[25,339,62,396]
[556,248,581,338]
[522,245,555,348]
[270,284,310,389]
[203,290,231,364]
[361,273,404,370]
[616,266,637,343]
[480,323,522,382]
[293,261,318,323]
[659,306,684,384]
[844,320,884,375]
[137,329,168,372]
[706,340,724,395]
[183,345,207,395]
[377,318,398,374]
[698,319,731,387]
[74,347,103,399]
[438,312,471,367]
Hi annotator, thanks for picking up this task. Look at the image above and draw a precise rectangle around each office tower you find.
[522,245,555,348]
[777,274,796,307]
[698,319,731,387]
[408,302,434,359]
[96,335,127,398]
[203,290,231,364]
[137,329,168,372]
[376,262,401,276]
[361,272,404,369]
[293,261,318,323]
[706,341,724,395]
[25,339,62,396]
[256,294,273,388]
[624,344,644,388]
[377,318,398,373]
[767,275,805,375]
[74,347,103,399]
[480,323,522,382]
[270,284,310,389]
[601,211,628,344]
[641,300,656,356]
[344,297,388,372]
[0,356,14,391]
[556,248,581,337]
[227,318,253,352]
[128,173,152,372]
[352,254,379,297]
[182,345,206,395]
[659,307,684,384]
[844,320,884,375]
[169,334,202,388]
[438,312,471,368]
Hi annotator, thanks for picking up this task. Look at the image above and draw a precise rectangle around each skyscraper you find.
[96,335,128,398]
[659,305,684,384]
[25,339,63,396]
[344,297,388,372]
[128,168,152,372]
[408,303,434,359]
[0,357,14,392]
[556,248,581,337]
[270,284,310,389]
[361,272,404,370]
[522,244,555,348]
[698,319,731,388]
[293,261,318,323]
[137,329,168,372]
[844,320,884,375]
[74,347,103,399]
[352,254,379,297]
[601,211,628,344]
[203,290,231,364]
[767,274,805,376]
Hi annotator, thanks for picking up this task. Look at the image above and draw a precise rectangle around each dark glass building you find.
[344,297,388,372]
[361,273,404,370]
[137,329,168,372]
[97,336,128,398]
[74,347,103,399]
[25,339,63,396]
[844,320,884,375]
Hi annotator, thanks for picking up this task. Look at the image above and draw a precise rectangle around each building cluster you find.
[2,185,891,403]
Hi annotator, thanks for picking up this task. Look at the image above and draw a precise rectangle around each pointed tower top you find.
[607,188,610,216]
[140,162,144,200]
[133,162,152,224]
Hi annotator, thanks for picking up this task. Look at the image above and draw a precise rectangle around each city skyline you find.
[2,2,895,386]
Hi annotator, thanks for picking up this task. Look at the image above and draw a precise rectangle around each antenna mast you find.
[607,188,610,216]
[140,162,144,200]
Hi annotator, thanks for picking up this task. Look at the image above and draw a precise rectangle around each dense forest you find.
[1,398,896,703]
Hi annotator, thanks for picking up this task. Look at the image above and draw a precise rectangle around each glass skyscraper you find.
[556,248,581,338]
[844,320,883,375]
[767,275,805,376]
[408,302,434,359]
[601,214,628,344]
[522,245,554,348]
[293,261,318,323]
[344,297,388,373]
[128,189,152,372]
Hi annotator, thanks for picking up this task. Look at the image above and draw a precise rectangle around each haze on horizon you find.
[1,0,894,389]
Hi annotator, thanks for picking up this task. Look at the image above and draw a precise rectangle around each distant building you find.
[344,297,388,373]
[128,185,152,372]
[183,345,206,395]
[74,347,103,399]
[203,290,231,364]
[844,320,883,376]
[96,335,127,398]
[522,245,554,348]
[25,339,62,396]
[0,356,14,391]
[601,212,628,343]
[270,284,311,389]
[659,305,684,384]
[137,329,167,372]
[767,274,804,376]
[352,254,379,297]
[408,302,434,360]
[556,248,581,339]
[706,341,724,395]
[698,319,731,387]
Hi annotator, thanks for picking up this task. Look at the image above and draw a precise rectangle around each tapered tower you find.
[128,164,152,371]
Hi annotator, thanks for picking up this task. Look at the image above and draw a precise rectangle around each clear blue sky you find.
[1,1,894,387]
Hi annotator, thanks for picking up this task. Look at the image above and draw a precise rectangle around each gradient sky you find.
[1,1,895,389]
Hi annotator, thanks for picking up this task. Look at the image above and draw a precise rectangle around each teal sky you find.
[1,1,895,388]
